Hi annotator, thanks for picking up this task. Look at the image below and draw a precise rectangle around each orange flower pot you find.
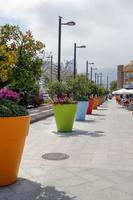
[93,97,99,109]
[0,115,30,186]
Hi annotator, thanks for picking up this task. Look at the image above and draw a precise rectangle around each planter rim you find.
[0,115,30,119]
[53,103,77,106]
[77,101,88,102]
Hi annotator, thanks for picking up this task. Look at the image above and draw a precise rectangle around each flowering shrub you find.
[75,95,88,101]
[50,95,77,105]
[0,88,19,101]
[0,89,28,117]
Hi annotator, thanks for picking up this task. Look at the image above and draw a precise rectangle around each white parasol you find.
[112,88,131,95]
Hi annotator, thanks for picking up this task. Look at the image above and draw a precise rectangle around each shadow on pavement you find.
[77,119,97,123]
[92,113,106,116]
[53,130,105,138]
[2,178,76,200]
[100,118,106,120]
[117,106,124,109]
[98,108,108,111]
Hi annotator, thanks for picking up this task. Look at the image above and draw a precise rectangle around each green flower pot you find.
[53,104,77,132]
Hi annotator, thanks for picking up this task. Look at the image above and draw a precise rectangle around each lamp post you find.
[107,76,109,89]
[97,73,102,86]
[50,55,53,81]
[95,72,97,84]
[86,61,89,78]
[58,16,76,81]
[96,73,99,85]
[97,73,100,85]
[90,63,97,81]
[46,54,53,81]
[99,73,102,86]
[74,43,86,78]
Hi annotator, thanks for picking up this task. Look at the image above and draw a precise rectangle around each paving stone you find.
[88,187,133,200]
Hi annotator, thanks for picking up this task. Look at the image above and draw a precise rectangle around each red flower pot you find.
[86,98,94,114]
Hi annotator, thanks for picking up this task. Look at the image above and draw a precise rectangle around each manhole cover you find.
[42,153,70,160]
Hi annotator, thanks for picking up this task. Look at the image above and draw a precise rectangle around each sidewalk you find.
[28,104,53,123]
[1,99,133,200]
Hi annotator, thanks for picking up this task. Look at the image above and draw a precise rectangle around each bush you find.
[66,75,90,101]
[0,99,28,117]
[48,81,72,98]
[44,97,50,104]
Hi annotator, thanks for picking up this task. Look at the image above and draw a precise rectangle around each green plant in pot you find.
[67,75,90,121]
[48,81,77,132]
[0,88,30,186]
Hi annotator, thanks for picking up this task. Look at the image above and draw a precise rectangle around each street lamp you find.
[58,16,76,81]
[74,43,86,78]
[46,55,53,81]
[107,76,109,89]
[95,72,97,84]
[97,72,102,86]
[100,73,103,86]
[89,63,97,81]
[86,61,93,79]
[86,61,89,78]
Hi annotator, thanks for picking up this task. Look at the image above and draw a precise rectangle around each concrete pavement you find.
[1,99,133,200]
[28,105,53,123]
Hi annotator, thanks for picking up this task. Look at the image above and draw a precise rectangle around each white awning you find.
[112,88,132,95]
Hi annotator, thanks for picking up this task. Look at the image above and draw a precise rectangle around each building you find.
[117,65,124,89]
[117,61,133,89]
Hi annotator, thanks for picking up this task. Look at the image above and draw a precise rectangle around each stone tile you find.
[53,175,89,190]
[88,187,133,200]
[73,169,100,182]
[65,182,94,200]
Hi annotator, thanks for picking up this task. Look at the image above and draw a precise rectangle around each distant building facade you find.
[117,61,133,89]
[117,65,124,89]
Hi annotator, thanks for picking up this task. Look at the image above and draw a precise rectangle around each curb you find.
[30,114,54,124]
[28,105,54,124]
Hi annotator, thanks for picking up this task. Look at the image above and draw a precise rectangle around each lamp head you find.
[66,21,76,26]
[62,21,76,26]
[77,45,86,48]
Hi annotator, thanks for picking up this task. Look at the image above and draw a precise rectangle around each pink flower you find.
[0,88,19,101]
[50,95,77,105]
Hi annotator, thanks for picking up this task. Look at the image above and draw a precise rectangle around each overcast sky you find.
[1,0,133,83]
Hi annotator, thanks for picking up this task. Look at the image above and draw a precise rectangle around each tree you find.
[42,56,74,85]
[61,60,73,80]
[110,80,117,92]
[47,74,90,99]
[65,74,91,100]
[48,81,71,98]
[0,24,45,91]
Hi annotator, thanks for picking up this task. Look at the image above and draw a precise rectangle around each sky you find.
[1,0,133,84]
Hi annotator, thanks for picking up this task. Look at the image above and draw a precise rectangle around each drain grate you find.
[42,153,69,160]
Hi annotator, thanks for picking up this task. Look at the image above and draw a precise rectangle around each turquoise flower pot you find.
[75,101,88,121]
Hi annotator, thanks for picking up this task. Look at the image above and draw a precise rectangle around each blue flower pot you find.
[75,101,88,121]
